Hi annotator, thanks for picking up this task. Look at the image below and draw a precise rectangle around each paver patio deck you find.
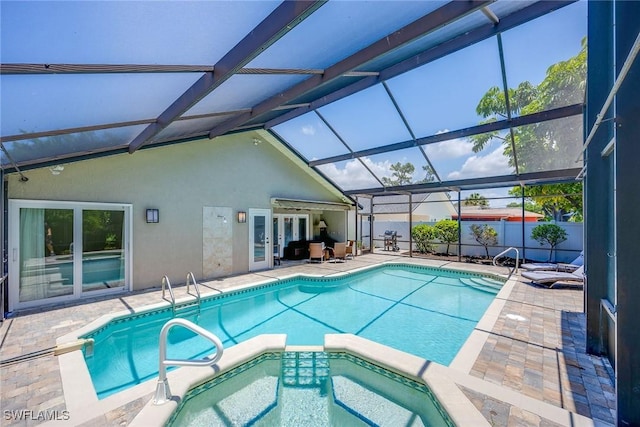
[0,253,615,426]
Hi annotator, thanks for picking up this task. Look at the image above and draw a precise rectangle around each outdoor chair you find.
[521,265,584,288]
[308,242,325,263]
[521,251,583,272]
[332,242,347,262]
[345,240,355,259]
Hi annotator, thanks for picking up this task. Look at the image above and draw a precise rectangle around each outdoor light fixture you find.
[237,211,247,223]
[146,209,159,223]
[252,138,262,146]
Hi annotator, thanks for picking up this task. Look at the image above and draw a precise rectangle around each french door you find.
[249,209,271,271]
[8,200,132,310]
[273,214,309,257]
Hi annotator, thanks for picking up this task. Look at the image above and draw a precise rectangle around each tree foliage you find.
[411,224,437,254]
[381,162,436,186]
[469,224,498,259]
[44,209,123,255]
[531,223,568,261]
[506,201,544,216]
[418,164,436,184]
[382,162,415,186]
[470,38,587,221]
[463,193,489,207]
[508,183,583,222]
[434,219,459,255]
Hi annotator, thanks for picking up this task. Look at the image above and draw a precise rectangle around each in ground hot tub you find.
[167,351,454,427]
[129,335,490,427]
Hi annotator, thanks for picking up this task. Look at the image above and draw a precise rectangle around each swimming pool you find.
[83,264,503,399]
[167,351,455,427]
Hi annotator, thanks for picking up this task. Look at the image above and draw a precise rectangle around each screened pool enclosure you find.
[2,0,588,259]
[2,1,585,190]
[2,0,640,423]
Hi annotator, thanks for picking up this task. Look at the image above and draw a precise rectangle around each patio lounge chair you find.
[308,242,325,263]
[521,265,584,288]
[521,251,584,272]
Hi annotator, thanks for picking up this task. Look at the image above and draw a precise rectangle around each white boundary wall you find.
[370,220,583,263]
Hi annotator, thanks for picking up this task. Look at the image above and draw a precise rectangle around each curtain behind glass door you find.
[19,208,73,302]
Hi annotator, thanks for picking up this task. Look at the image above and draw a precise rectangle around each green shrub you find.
[434,219,459,255]
[470,224,498,259]
[411,224,437,254]
[531,223,568,261]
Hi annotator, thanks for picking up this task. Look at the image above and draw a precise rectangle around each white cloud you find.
[447,146,513,180]
[317,157,392,189]
[301,125,315,136]
[424,137,473,161]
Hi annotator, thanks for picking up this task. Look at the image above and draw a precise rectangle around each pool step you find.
[257,386,335,427]
[459,277,501,294]
[332,376,425,426]
[195,376,279,426]
[473,277,504,288]
[173,301,200,315]
[281,351,329,389]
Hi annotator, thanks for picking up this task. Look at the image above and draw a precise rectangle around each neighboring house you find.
[453,207,544,222]
[372,193,457,222]
[6,130,353,311]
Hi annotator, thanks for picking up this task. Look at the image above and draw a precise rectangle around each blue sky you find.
[1,0,586,206]
[273,1,587,205]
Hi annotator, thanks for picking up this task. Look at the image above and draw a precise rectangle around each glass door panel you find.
[19,208,74,302]
[283,217,294,248]
[298,217,308,241]
[273,217,280,256]
[254,216,266,262]
[273,214,310,257]
[82,210,125,293]
[249,209,270,271]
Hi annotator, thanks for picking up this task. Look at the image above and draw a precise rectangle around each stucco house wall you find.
[7,130,348,292]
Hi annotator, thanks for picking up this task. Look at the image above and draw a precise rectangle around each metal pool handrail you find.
[493,247,519,278]
[153,318,224,405]
[161,275,175,309]
[186,272,201,305]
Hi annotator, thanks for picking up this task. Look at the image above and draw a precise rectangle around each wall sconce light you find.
[217,215,227,224]
[146,209,159,223]
[237,211,247,223]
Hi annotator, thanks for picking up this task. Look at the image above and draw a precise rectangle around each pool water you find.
[167,351,455,427]
[84,264,502,398]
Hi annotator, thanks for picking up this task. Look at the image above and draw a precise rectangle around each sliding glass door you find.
[9,200,131,310]
[273,214,309,257]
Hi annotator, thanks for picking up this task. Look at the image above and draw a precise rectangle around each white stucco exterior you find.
[7,130,351,296]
